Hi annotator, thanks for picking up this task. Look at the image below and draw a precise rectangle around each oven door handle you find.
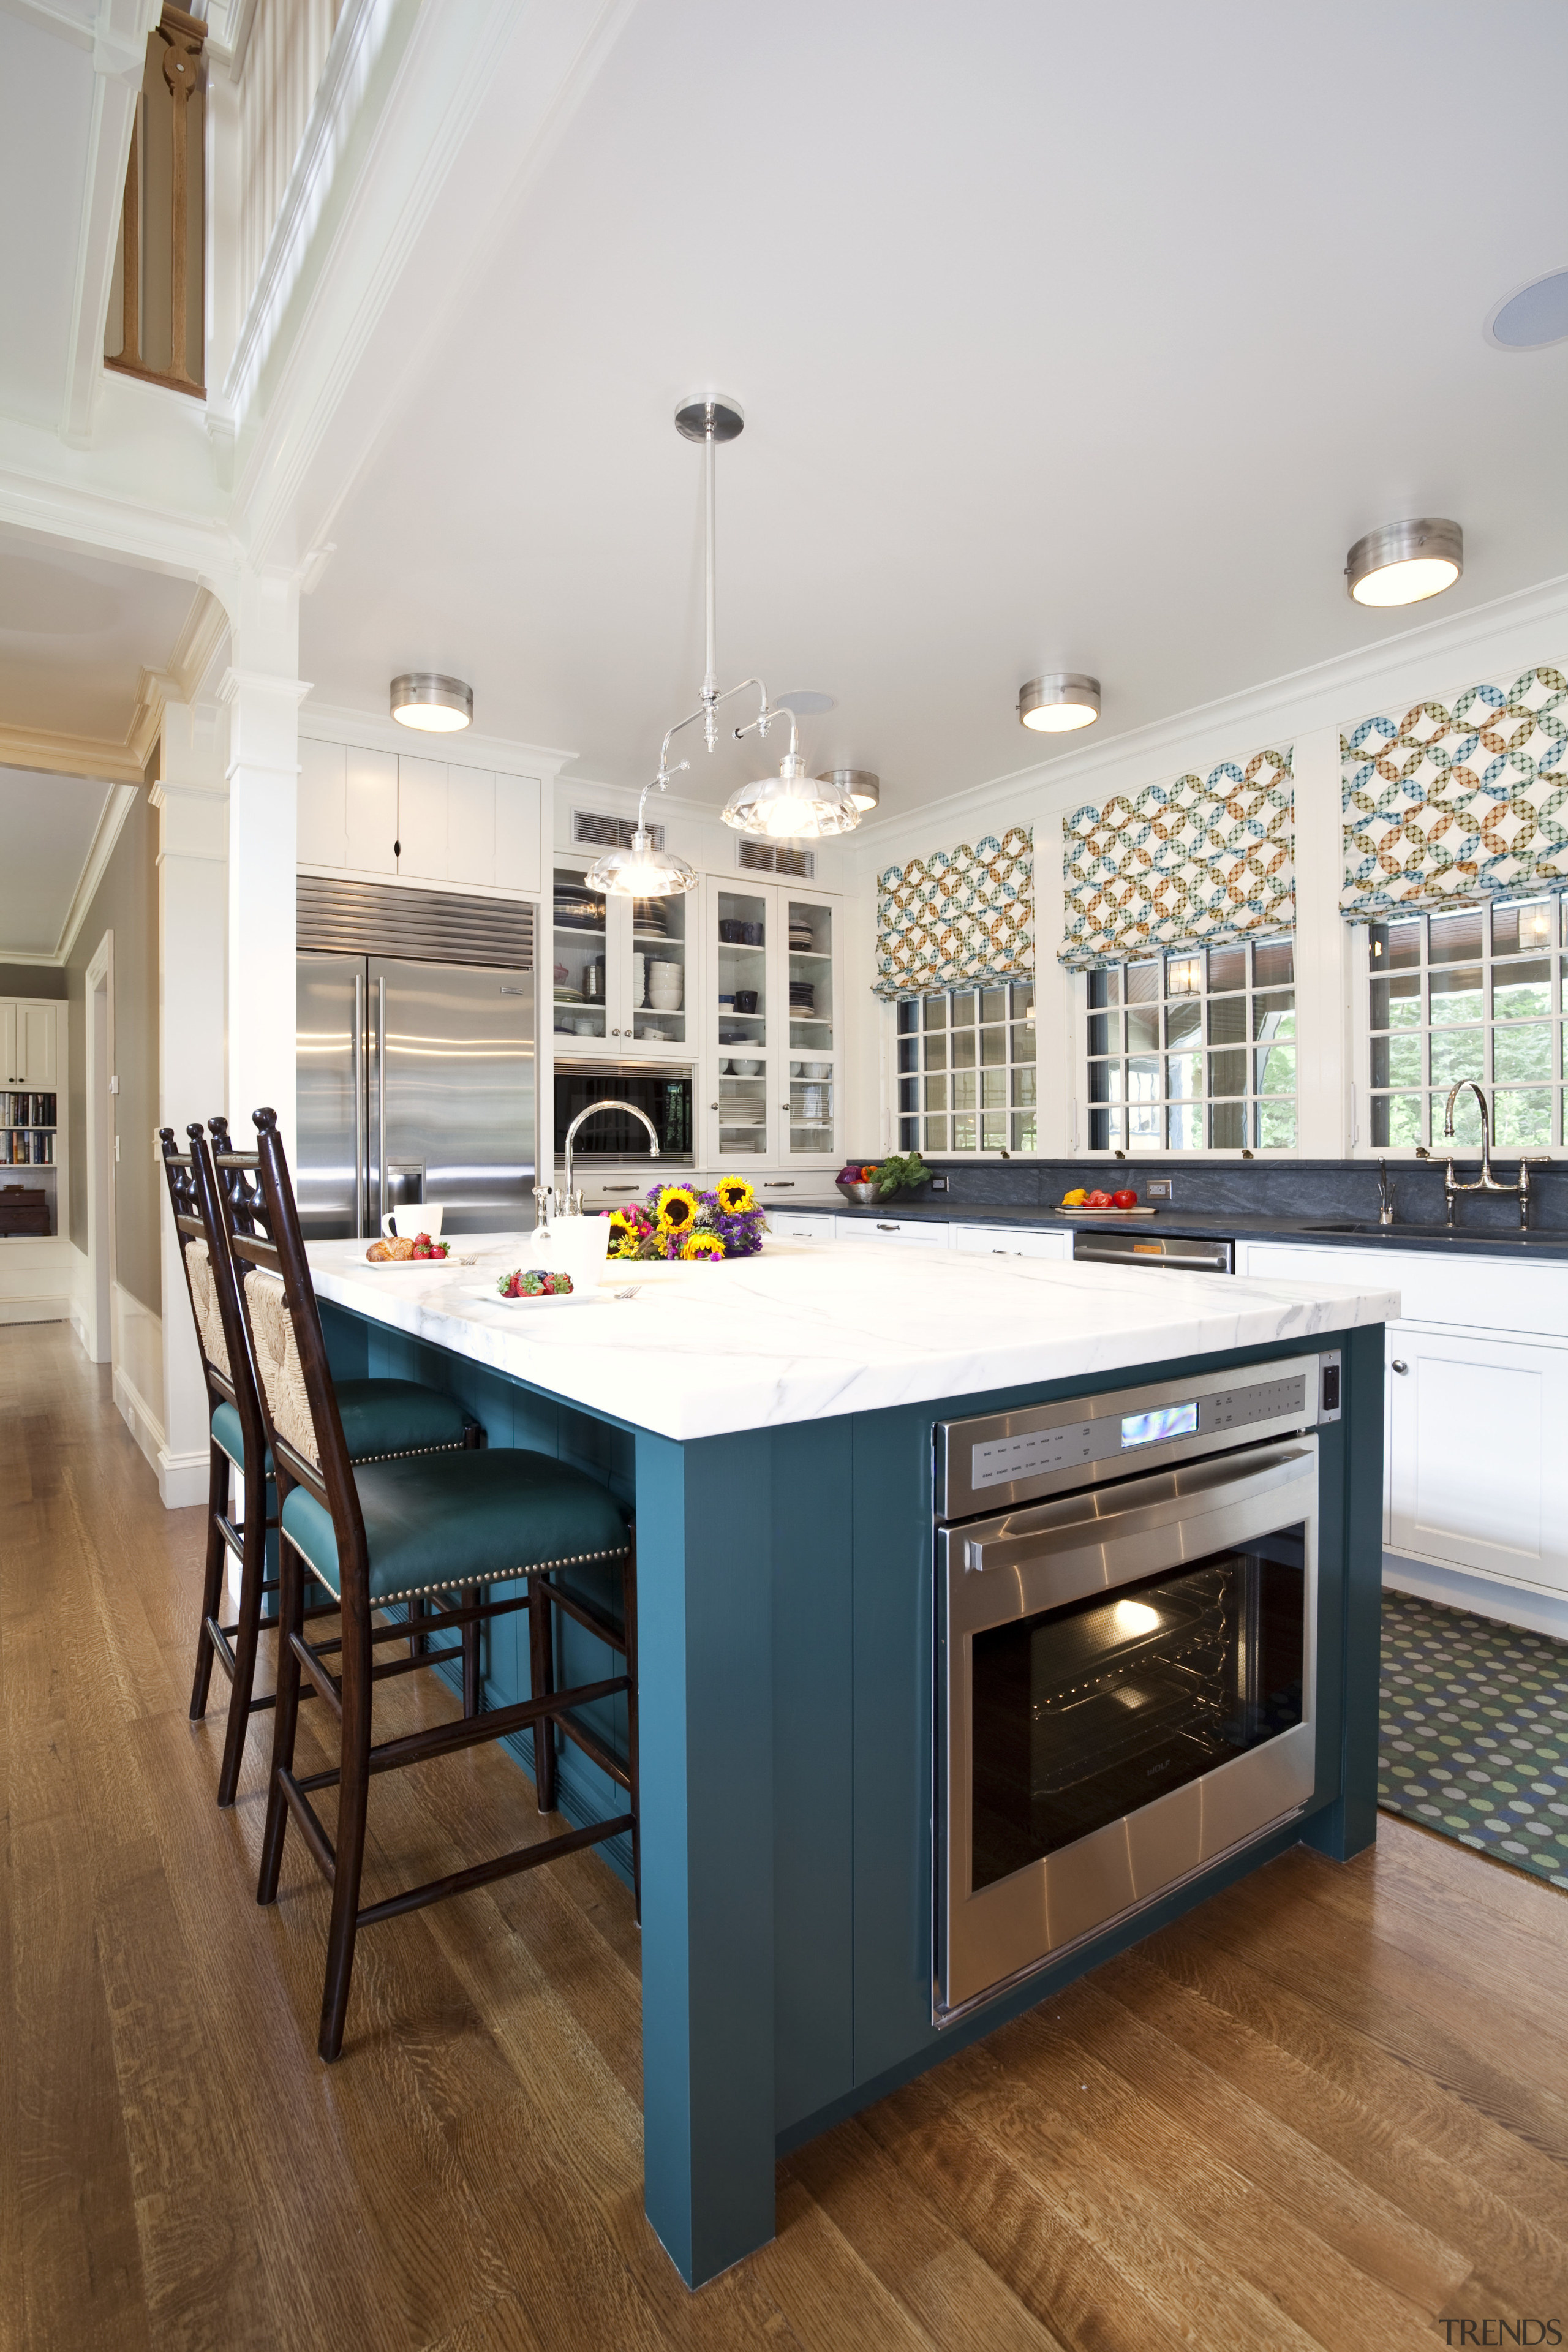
[958,1442,1316,1591]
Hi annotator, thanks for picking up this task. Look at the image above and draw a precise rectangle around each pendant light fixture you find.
[390,673,473,731]
[1018,674,1100,733]
[651,398,859,846]
[1345,518,1463,607]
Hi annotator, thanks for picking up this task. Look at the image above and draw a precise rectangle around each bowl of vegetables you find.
[835,1151,930,1205]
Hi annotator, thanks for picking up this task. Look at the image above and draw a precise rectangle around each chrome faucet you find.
[539,1099,661,1225]
[1439,1080,1546,1229]
[1376,1158,1396,1226]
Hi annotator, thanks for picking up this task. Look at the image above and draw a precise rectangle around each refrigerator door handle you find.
[377,971,387,1232]
[353,968,365,1238]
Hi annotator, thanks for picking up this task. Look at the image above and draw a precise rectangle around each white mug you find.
[382,1203,443,1239]
[529,1212,611,1289]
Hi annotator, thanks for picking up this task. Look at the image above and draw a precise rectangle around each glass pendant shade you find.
[584,828,698,898]
[722,758,859,841]
[1346,518,1463,607]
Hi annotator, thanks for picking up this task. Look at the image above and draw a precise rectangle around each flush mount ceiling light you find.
[390,673,473,731]
[817,768,880,812]
[1018,673,1100,733]
[633,397,859,849]
[1485,266,1568,351]
[1345,518,1463,608]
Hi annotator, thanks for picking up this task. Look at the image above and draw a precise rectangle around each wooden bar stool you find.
[160,1121,483,1807]
[232,1107,638,2062]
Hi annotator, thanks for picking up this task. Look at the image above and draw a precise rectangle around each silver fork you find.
[613,1284,643,1300]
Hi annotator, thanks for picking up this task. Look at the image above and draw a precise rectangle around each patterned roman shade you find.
[1058,747,1294,970]
[874,827,1033,1000]
[1341,665,1568,916]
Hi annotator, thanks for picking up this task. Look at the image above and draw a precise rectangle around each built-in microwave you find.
[552,1061,695,1167]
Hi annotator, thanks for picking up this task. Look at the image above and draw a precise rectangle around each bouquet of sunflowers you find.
[604,1177,767,1263]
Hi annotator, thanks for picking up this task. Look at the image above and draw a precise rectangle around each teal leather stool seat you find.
[211,1379,472,1479]
[281,1449,630,1605]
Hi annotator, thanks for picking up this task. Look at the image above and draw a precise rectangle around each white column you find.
[152,700,230,1508]
[219,568,308,1165]
[1292,725,1350,1158]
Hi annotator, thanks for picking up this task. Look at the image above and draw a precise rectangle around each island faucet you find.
[1439,1080,1546,1229]
[540,1099,661,1224]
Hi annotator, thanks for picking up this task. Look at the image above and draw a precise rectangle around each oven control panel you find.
[938,1355,1336,1519]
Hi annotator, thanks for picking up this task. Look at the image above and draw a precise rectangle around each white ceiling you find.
[0,764,113,954]
[0,529,202,742]
[301,0,1568,823]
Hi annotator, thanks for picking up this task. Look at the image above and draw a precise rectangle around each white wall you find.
[842,573,1568,1161]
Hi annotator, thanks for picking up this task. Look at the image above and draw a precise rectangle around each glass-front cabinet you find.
[707,883,838,1164]
[551,864,690,1050]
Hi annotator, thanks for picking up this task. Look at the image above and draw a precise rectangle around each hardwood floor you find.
[3,1321,1566,2352]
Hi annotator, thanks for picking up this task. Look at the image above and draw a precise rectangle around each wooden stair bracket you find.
[105,4,206,399]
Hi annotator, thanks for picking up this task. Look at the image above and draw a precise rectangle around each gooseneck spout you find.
[559,1099,660,1217]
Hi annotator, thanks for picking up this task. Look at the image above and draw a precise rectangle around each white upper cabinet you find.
[296,741,541,896]
[345,749,398,873]
[394,755,448,879]
[2,1000,58,1088]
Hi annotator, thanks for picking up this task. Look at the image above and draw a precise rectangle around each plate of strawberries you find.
[364,1230,454,1264]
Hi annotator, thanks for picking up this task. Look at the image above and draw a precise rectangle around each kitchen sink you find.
[1297,1220,1466,1238]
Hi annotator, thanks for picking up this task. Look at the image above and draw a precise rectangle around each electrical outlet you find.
[1146,1178,1173,1200]
[930,1172,949,1194]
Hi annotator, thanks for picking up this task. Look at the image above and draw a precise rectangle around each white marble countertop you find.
[306,1233,1400,1444]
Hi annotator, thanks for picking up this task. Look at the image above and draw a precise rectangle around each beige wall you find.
[64,779,161,1314]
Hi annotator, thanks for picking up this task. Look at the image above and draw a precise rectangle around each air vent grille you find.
[738,839,815,878]
[572,810,663,851]
[296,876,533,968]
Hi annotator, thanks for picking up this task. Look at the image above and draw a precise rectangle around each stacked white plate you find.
[647,957,683,1012]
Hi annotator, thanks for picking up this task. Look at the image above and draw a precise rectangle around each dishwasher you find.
[933,1352,1342,2021]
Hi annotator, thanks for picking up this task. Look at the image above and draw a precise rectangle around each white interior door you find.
[1387,1324,1568,1591]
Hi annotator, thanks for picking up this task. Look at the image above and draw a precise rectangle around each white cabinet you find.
[840,1215,952,1249]
[297,740,541,895]
[951,1222,1072,1261]
[2,1000,57,1088]
[1385,1325,1568,1595]
[706,881,839,1168]
[1243,1237,1568,1602]
[551,862,693,1050]
[767,1210,839,1242]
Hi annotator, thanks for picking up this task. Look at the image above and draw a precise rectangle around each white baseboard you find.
[0,1296,69,1324]
[113,1363,166,1487]
[1383,1550,1568,1642]
[70,1297,93,1355]
[158,1446,211,1510]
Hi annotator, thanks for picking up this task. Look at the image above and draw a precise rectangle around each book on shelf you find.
[0,1091,56,1128]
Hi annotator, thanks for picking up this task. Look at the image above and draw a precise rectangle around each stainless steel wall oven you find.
[934,1354,1341,2022]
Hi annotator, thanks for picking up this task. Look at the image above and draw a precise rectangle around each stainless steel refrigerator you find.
[296,953,535,1240]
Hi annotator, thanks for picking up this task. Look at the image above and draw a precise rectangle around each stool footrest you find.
[277,1769,337,1886]
[356,1811,635,1930]
[367,1674,628,1781]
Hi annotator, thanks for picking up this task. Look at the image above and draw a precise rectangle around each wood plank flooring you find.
[3,1320,1566,2351]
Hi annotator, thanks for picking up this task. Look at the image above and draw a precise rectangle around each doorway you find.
[85,933,115,1368]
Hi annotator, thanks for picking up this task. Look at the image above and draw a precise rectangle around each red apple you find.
[1110,1189,1139,1209]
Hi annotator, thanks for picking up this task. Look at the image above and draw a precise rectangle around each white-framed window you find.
[896,981,1036,1154]
[1084,935,1297,1152]
[1363,897,1563,1150]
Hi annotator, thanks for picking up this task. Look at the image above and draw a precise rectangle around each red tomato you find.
[1110,1189,1139,1209]
[1084,1189,1114,1208]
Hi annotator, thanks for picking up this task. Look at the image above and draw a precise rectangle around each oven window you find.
[968,1530,1305,1893]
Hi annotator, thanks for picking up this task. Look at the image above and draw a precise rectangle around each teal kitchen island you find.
[307,1234,1397,2288]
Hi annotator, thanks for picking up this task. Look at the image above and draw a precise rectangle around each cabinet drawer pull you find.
[1391,1359,1409,1374]
[876,1223,899,1232]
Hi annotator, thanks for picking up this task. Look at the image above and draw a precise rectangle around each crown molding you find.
[0,723,145,783]
[300,698,577,777]
[55,780,141,963]
[847,570,1568,875]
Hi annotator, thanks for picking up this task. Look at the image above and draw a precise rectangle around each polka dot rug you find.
[1379,1588,1568,1890]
